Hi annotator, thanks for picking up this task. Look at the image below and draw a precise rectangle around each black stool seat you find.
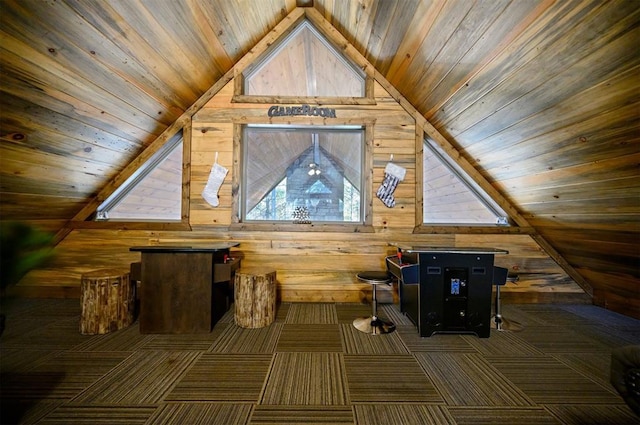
[353,271,395,335]
[357,271,391,285]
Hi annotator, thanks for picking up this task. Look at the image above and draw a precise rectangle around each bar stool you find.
[492,266,523,332]
[353,271,396,335]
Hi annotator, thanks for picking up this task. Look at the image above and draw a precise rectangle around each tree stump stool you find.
[80,268,135,335]
[234,269,277,328]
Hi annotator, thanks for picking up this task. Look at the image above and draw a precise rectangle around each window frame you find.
[421,137,510,226]
[95,135,183,222]
[414,132,517,234]
[232,19,376,105]
[87,128,191,231]
[231,120,375,233]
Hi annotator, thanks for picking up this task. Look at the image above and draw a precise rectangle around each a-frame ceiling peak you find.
[55,6,594,299]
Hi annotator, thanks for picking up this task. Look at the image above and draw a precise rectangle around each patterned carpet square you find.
[570,323,640,348]
[515,325,611,353]
[72,323,152,352]
[340,324,409,355]
[415,353,534,406]
[496,305,542,328]
[0,349,57,373]
[379,304,415,326]
[544,403,639,425]
[461,330,544,357]
[354,404,454,425]
[396,325,478,353]
[216,306,238,324]
[514,305,597,327]
[276,324,343,352]
[251,405,354,424]
[34,406,157,425]
[274,302,291,322]
[489,356,623,404]
[147,402,252,425]
[560,304,640,328]
[446,406,560,425]
[210,323,283,353]
[1,399,65,425]
[2,316,87,351]
[553,352,616,390]
[261,352,348,405]
[285,303,338,324]
[1,351,131,400]
[73,351,200,404]
[335,303,374,324]
[344,354,442,403]
[166,353,273,402]
[139,333,219,352]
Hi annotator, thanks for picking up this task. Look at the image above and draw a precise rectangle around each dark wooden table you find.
[130,243,240,334]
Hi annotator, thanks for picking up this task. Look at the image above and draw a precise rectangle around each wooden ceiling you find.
[1,1,638,311]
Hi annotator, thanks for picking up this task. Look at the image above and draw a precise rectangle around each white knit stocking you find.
[202,153,228,207]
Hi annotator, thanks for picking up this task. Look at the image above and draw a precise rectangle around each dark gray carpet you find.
[1,299,639,424]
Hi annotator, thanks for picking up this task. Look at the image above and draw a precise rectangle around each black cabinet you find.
[388,247,507,338]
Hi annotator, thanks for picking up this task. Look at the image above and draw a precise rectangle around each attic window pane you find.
[244,21,365,97]
[242,126,363,223]
[96,135,183,222]
[423,139,509,226]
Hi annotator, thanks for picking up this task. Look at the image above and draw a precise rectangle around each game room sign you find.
[267,104,337,118]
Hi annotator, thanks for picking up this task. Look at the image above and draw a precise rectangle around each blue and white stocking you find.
[377,173,400,208]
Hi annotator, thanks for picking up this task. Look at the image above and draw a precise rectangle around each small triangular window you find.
[423,138,509,225]
[95,133,183,222]
[242,20,366,98]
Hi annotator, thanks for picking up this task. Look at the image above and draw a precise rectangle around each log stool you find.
[80,268,135,335]
[234,269,277,328]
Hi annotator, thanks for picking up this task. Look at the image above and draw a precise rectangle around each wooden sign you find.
[268,104,336,118]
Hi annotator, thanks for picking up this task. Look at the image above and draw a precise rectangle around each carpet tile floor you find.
[1,299,638,424]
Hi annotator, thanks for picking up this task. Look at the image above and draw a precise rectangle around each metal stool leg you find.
[371,283,378,320]
[494,284,503,330]
[353,282,395,335]
[491,282,524,332]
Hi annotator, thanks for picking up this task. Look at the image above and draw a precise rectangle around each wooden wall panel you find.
[13,80,584,306]
[4,2,635,317]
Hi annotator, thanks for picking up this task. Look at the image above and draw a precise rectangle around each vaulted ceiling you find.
[1,1,638,313]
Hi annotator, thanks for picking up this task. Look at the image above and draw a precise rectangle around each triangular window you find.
[423,138,509,225]
[240,20,366,98]
[95,132,183,222]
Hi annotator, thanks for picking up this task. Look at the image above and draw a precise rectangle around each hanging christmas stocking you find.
[376,161,406,208]
[202,153,228,207]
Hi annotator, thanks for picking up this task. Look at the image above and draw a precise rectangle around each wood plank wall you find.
[14,81,587,305]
